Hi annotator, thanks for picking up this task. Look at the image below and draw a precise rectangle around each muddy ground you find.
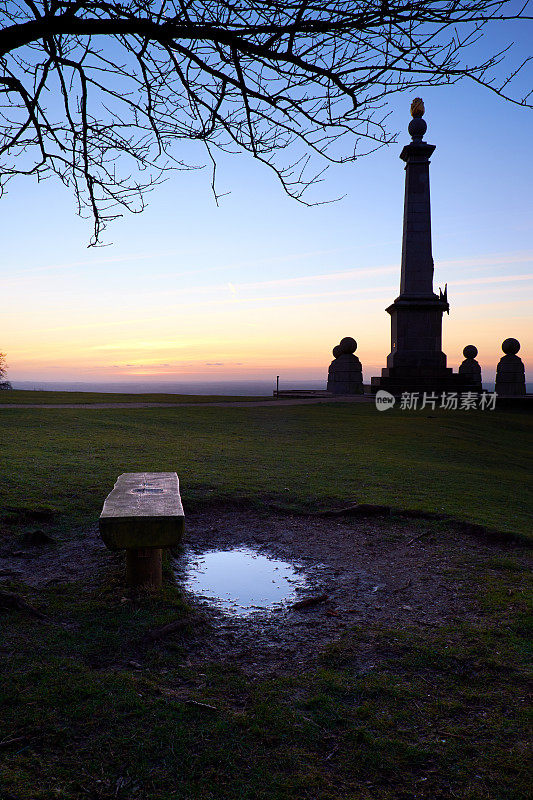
[1,509,529,677]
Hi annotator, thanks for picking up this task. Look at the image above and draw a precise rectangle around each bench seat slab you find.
[99,472,184,551]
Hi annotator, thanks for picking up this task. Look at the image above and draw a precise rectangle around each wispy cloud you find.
[91,339,240,353]
[1,244,353,281]
[451,273,532,287]
[437,251,533,270]
[232,285,396,303]
[233,264,398,292]
[94,340,193,352]
[221,250,533,295]
[0,249,182,277]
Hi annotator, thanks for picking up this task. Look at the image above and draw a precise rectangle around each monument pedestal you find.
[371,294,460,394]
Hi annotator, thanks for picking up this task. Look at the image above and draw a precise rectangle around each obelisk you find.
[371,99,457,395]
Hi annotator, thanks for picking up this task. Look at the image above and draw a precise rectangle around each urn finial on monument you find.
[408,98,427,142]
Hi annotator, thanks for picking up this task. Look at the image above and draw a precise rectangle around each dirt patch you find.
[1,510,528,676]
[174,509,528,675]
[0,524,113,588]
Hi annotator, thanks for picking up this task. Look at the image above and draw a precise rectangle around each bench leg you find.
[126,547,162,589]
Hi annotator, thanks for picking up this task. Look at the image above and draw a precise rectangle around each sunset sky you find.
[1,18,531,389]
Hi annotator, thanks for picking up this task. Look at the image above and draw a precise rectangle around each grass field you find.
[0,401,530,536]
[0,389,269,405]
[1,399,531,799]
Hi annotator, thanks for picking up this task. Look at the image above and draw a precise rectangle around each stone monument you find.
[371,100,459,395]
[327,336,363,394]
[495,338,526,396]
[458,345,482,392]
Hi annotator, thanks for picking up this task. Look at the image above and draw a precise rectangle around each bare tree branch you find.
[0,1,531,243]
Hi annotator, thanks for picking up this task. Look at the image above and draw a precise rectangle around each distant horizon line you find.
[9,377,512,396]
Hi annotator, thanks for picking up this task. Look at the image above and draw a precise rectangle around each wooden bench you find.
[99,472,185,588]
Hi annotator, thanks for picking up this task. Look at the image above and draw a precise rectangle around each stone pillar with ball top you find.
[327,337,363,394]
[458,345,482,392]
[371,99,458,395]
[495,339,526,396]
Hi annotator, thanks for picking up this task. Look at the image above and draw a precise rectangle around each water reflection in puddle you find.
[182,547,307,616]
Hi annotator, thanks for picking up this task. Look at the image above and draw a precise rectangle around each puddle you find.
[181,547,307,616]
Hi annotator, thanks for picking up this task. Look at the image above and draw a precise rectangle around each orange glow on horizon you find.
[3,249,531,385]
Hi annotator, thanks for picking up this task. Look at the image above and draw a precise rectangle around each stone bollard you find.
[495,339,526,397]
[458,345,482,392]
[327,337,364,395]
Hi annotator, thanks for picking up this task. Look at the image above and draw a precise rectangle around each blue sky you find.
[1,13,531,386]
